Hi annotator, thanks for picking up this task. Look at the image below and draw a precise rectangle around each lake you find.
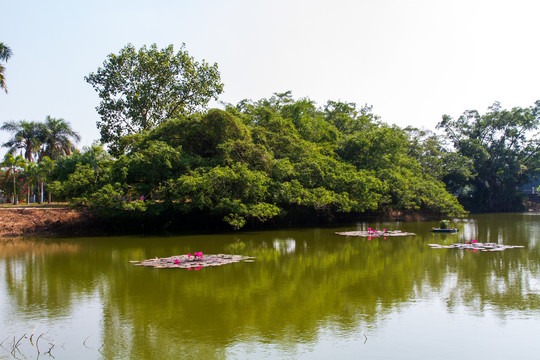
[1,213,539,359]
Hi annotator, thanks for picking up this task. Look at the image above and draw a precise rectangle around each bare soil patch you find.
[0,208,97,237]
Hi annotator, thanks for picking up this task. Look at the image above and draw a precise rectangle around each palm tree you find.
[1,120,42,162]
[39,116,81,160]
[0,42,12,94]
[2,154,27,204]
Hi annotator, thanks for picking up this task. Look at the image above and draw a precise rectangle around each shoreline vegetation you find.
[2,44,540,235]
[0,206,426,238]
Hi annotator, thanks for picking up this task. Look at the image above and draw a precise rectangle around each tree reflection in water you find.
[0,213,539,359]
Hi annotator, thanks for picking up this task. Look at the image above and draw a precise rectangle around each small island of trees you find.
[2,43,540,231]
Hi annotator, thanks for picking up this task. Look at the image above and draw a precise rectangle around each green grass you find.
[0,202,69,209]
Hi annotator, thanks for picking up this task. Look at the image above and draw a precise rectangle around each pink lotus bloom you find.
[472,239,477,243]
[174,259,179,264]
[187,253,192,257]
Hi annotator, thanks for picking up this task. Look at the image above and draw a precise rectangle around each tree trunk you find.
[40,182,44,204]
[12,168,17,205]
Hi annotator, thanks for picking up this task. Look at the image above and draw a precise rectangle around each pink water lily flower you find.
[174,259,179,264]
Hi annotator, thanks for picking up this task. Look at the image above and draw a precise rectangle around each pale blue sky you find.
[1,0,540,156]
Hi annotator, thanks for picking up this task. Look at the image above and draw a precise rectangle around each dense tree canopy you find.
[437,101,540,211]
[1,85,470,229]
[43,94,463,229]
[2,38,538,224]
[85,43,224,155]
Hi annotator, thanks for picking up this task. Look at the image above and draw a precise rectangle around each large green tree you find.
[404,127,474,194]
[437,101,540,211]
[0,42,12,93]
[85,43,224,155]
[46,94,466,230]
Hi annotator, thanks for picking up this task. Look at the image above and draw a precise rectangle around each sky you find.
[1,0,540,157]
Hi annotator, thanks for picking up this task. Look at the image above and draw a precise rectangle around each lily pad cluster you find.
[428,242,524,252]
[132,254,256,269]
[335,230,416,237]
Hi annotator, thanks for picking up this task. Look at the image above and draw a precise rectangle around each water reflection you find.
[272,238,296,254]
[1,214,540,359]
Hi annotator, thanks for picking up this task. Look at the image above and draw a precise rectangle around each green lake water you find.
[1,213,540,359]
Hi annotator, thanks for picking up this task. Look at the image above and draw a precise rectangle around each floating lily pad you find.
[132,254,256,269]
[335,230,416,237]
[428,243,524,251]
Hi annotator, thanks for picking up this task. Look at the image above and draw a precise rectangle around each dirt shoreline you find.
[0,208,97,237]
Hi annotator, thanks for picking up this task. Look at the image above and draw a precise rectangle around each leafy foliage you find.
[0,154,27,204]
[438,101,540,211]
[85,43,223,155]
[64,95,464,228]
[39,116,81,160]
[1,117,80,163]
[1,89,468,229]
[0,42,12,93]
